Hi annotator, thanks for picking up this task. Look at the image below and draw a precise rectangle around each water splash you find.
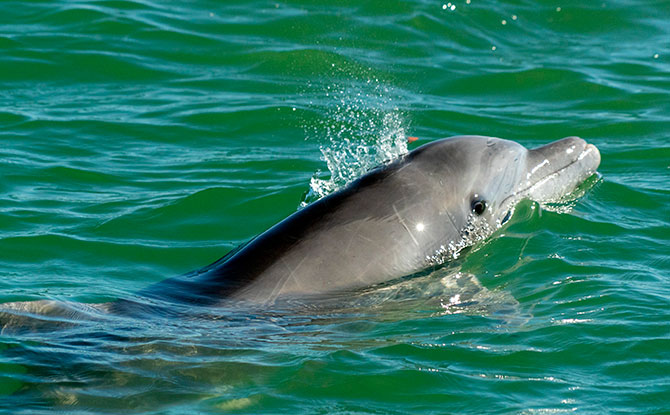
[425,213,496,267]
[300,78,410,207]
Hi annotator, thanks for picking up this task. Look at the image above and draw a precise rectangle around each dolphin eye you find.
[472,199,487,215]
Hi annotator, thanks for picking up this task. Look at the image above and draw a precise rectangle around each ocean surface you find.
[1,0,669,413]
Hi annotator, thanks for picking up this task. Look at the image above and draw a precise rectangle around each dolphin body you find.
[119,135,600,310]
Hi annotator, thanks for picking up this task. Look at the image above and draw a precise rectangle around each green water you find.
[1,0,669,413]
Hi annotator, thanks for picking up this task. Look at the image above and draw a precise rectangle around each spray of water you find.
[300,77,410,207]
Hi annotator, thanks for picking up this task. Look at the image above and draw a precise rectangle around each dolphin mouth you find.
[501,137,601,209]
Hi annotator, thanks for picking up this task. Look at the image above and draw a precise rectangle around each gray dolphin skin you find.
[127,135,600,308]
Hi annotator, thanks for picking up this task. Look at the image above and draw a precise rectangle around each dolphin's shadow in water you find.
[2,271,524,411]
[0,265,525,410]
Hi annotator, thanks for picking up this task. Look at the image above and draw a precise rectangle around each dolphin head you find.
[409,135,600,263]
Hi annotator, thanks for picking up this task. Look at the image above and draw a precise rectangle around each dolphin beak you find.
[529,136,600,171]
[524,136,601,202]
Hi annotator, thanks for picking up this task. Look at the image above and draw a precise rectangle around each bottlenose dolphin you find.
[118,135,599,309]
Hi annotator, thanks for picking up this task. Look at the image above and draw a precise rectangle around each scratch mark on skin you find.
[393,204,419,246]
[357,233,374,243]
[444,209,460,236]
[343,220,367,253]
[268,255,309,301]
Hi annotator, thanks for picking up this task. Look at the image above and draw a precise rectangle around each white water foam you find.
[300,78,410,207]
